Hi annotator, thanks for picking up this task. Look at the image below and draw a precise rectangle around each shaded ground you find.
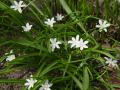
[0,69,34,90]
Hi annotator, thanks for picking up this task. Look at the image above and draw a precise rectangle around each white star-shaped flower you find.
[22,23,33,32]
[5,50,15,62]
[104,57,118,69]
[25,75,37,90]
[50,38,61,52]
[68,35,88,50]
[96,19,110,32]
[44,17,56,27]
[68,35,80,48]
[10,1,26,13]
[56,13,64,21]
[39,80,52,90]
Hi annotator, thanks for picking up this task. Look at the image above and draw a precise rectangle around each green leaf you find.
[68,72,83,90]
[83,67,89,90]
[37,61,58,77]
[59,0,72,14]
[91,50,115,59]
[0,1,24,25]
[12,39,48,52]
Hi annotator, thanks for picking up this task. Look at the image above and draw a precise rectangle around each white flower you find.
[39,80,52,90]
[5,50,15,62]
[56,13,64,21]
[50,38,61,52]
[44,17,56,27]
[104,57,118,69]
[68,35,88,50]
[96,19,110,32]
[10,1,26,13]
[22,23,33,32]
[25,75,37,90]
[68,35,80,48]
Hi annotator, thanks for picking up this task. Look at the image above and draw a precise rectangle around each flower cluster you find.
[5,50,15,61]
[24,75,37,90]
[10,1,111,33]
[50,35,89,52]
[104,57,118,69]
[39,80,52,90]
[68,35,88,50]
[44,13,64,27]
[8,1,119,90]
[24,75,52,90]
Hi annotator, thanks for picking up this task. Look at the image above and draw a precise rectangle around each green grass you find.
[0,0,120,90]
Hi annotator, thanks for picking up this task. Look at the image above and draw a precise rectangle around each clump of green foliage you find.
[0,0,120,90]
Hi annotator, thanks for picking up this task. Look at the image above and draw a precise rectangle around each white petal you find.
[68,40,72,44]
[104,57,110,61]
[26,23,29,26]
[105,61,109,64]
[83,45,88,48]
[99,19,103,25]
[18,8,22,13]
[104,28,107,32]
[71,44,75,48]
[19,1,23,5]
[14,1,18,5]
[51,17,54,21]
[44,21,48,24]
[105,23,110,27]
[10,5,16,9]
[80,47,84,50]
[80,38,83,42]
[10,50,13,53]
[96,25,100,28]
[103,20,107,25]
[56,45,60,49]
[50,38,53,43]
[57,41,61,44]
[84,41,88,44]
[50,24,53,27]
[25,82,29,86]
[113,60,117,63]
[54,38,57,42]
[76,35,79,41]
